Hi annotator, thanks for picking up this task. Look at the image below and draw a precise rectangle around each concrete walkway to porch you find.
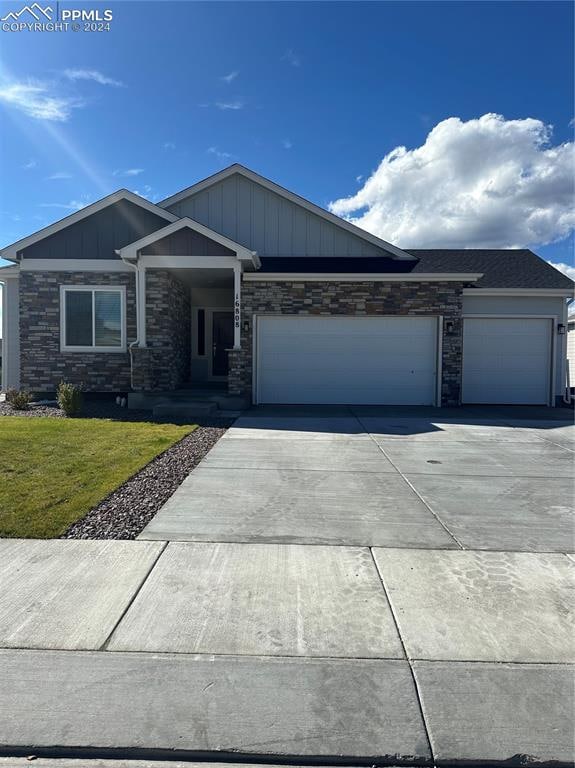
[0,406,573,767]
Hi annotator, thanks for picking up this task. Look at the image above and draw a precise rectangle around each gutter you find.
[243,272,484,282]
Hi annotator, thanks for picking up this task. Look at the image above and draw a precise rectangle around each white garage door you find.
[462,317,552,405]
[255,316,438,405]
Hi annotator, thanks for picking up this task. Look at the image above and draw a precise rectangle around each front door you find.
[212,311,234,377]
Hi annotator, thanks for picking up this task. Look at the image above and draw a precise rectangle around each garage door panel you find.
[256,316,438,405]
[462,318,551,405]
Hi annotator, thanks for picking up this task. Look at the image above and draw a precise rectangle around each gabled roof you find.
[408,249,575,290]
[0,190,178,262]
[159,163,416,261]
[116,216,260,266]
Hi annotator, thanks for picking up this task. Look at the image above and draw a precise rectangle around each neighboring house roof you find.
[408,249,575,290]
[158,163,416,262]
[0,190,178,262]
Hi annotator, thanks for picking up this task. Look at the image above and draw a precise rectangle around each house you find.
[0,164,573,406]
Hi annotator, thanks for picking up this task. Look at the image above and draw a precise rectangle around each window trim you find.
[60,285,126,353]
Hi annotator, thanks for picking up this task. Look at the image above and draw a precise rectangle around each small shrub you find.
[7,389,32,410]
[57,381,83,417]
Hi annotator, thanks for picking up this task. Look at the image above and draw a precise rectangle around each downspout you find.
[119,253,141,391]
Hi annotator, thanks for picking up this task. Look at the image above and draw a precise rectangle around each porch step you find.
[152,401,217,418]
[128,390,249,412]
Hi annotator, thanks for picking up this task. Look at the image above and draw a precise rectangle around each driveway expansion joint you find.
[355,415,465,550]
[98,540,168,651]
[368,547,435,765]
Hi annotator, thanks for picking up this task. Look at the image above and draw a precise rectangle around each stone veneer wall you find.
[131,269,191,391]
[20,271,136,393]
[20,269,191,394]
[228,280,470,406]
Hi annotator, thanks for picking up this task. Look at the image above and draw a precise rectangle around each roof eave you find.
[0,190,179,261]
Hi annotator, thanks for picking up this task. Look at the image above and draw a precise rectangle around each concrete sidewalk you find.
[0,407,573,766]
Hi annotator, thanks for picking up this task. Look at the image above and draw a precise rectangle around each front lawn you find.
[0,417,195,538]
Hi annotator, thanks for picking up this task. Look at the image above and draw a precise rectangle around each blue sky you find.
[0,0,573,276]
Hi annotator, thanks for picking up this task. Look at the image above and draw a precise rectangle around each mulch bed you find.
[62,424,229,539]
[0,398,231,540]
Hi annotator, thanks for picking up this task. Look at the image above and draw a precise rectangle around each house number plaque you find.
[234,292,240,329]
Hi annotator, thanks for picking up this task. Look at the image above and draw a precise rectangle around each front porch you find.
[116,216,258,402]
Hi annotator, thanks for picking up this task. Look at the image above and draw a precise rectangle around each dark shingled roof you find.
[258,250,574,290]
[407,249,574,289]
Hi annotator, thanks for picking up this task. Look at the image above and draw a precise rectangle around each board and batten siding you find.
[19,200,168,260]
[462,294,567,397]
[164,173,388,258]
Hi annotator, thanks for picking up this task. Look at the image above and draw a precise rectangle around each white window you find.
[60,286,126,352]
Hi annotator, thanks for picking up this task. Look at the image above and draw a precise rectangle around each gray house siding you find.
[164,173,388,258]
[20,200,168,260]
[141,229,234,257]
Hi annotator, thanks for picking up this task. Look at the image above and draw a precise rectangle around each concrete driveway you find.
[141,406,574,552]
[0,407,573,767]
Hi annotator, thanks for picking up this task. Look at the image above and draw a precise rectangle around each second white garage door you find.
[462,317,552,404]
[255,315,439,405]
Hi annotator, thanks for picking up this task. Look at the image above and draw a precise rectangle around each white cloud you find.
[63,69,124,87]
[548,261,575,281]
[282,139,293,150]
[46,171,72,180]
[163,141,176,150]
[282,48,301,67]
[215,100,244,111]
[220,71,239,84]
[22,159,37,169]
[207,146,233,163]
[0,81,83,121]
[39,199,90,211]
[113,168,144,177]
[329,114,575,249]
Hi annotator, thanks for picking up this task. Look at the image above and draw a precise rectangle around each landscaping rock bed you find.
[62,424,229,540]
[0,399,178,422]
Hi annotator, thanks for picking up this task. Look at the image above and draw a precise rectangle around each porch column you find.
[0,275,20,391]
[233,263,241,349]
[138,265,147,347]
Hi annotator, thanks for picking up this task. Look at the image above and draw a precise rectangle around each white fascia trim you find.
[20,259,132,272]
[243,272,484,282]
[0,190,178,262]
[0,265,20,278]
[463,288,574,297]
[139,255,240,269]
[115,216,258,266]
[158,164,416,262]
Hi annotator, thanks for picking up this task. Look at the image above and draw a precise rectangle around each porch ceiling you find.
[168,267,233,289]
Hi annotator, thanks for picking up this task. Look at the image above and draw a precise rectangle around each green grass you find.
[0,417,196,538]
